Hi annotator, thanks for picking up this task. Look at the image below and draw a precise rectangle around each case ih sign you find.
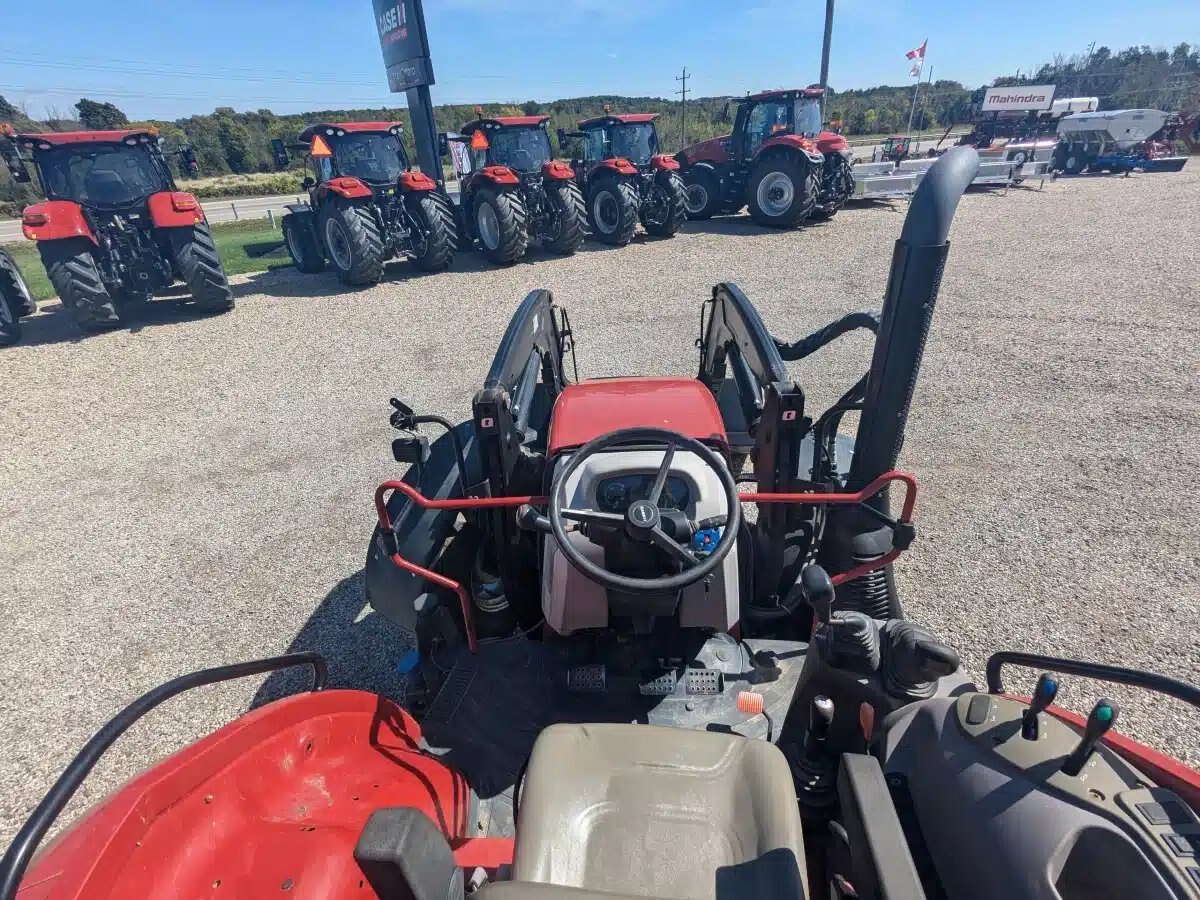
[373,0,434,91]
[982,85,1056,113]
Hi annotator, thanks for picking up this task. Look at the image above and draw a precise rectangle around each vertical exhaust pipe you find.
[827,148,980,618]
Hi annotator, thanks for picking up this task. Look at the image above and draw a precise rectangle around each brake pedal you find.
[567,664,606,692]
[685,668,723,695]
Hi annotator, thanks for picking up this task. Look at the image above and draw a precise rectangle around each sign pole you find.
[373,0,443,186]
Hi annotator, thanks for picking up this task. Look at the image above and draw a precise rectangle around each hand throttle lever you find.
[1021,673,1058,740]
[1061,698,1119,776]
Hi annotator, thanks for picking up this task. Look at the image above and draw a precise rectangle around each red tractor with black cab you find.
[0,124,233,331]
[279,122,457,285]
[443,116,586,265]
[0,248,36,346]
[558,113,687,244]
[676,87,854,227]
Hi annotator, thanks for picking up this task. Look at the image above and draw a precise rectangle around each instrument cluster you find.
[596,474,691,514]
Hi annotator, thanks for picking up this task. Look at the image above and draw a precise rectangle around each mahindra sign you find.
[982,85,1056,112]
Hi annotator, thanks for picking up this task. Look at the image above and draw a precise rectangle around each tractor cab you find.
[296,122,411,192]
[882,134,912,163]
[730,88,827,161]
[571,113,668,170]
[455,116,555,176]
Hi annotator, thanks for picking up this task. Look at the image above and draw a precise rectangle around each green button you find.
[1097,705,1114,722]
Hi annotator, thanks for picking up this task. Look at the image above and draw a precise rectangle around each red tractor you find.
[443,116,586,265]
[558,113,687,245]
[676,87,855,227]
[0,248,36,346]
[279,122,457,285]
[0,125,233,331]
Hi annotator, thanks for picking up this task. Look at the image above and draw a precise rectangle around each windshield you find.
[488,127,551,172]
[794,98,823,138]
[584,122,659,166]
[332,132,406,184]
[37,144,167,208]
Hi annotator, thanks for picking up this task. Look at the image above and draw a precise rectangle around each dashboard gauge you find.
[601,479,629,512]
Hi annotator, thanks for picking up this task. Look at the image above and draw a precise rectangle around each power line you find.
[675,67,689,151]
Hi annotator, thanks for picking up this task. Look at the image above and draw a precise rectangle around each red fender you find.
[399,171,437,192]
[594,157,639,177]
[21,201,96,244]
[650,154,680,172]
[479,165,521,186]
[146,191,206,228]
[316,176,373,201]
[816,131,849,154]
[541,160,576,180]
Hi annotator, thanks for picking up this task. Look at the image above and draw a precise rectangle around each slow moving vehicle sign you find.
[981,85,1056,113]
[373,0,434,91]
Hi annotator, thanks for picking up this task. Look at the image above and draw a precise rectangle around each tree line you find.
[2,42,1196,217]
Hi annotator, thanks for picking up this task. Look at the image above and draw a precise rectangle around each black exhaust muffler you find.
[825,147,980,618]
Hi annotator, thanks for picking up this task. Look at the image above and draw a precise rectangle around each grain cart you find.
[1054,109,1189,174]
[279,122,457,285]
[0,124,232,331]
[0,248,36,346]
[443,116,586,265]
[676,87,853,227]
[558,113,687,244]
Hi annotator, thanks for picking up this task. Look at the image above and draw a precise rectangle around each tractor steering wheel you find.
[548,427,742,595]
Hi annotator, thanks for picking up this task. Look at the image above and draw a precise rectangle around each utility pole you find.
[675,67,689,152]
[819,0,835,90]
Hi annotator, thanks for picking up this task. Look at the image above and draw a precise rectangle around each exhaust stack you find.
[829,147,980,617]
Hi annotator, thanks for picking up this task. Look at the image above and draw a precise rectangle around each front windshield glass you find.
[37,144,167,207]
[794,98,823,137]
[488,127,551,172]
[333,132,406,184]
[608,123,659,165]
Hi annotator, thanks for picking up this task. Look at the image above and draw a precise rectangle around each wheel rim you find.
[593,190,620,234]
[1066,155,1078,170]
[285,224,305,265]
[1012,151,1027,165]
[684,183,708,214]
[325,218,353,271]
[477,201,501,251]
[756,171,794,216]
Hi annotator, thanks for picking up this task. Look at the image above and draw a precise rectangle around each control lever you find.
[1021,673,1058,740]
[804,695,835,756]
[801,564,835,626]
[1061,698,1119,776]
[515,504,552,535]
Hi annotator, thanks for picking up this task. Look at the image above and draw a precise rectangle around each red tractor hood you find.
[679,134,732,166]
[816,131,849,153]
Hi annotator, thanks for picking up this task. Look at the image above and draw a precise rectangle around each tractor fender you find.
[541,160,576,181]
[147,191,206,228]
[677,134,732,168]
[593,157,639,177]
[816,130,849,154]
[650,154,680,172]
[477,165,521,186]
[20,200,96,244]
[315,176,373,202]
[399,171,437,192]
[284,202,313,217]
[756,135,824,166]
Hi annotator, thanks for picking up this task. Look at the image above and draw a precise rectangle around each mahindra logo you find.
[986,93,1047,105]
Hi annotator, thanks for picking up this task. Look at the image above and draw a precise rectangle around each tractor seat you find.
[509,723,808,900]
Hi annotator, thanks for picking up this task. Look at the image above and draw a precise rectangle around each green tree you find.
[75,98,129,130]
[216,115,255,173]
[0,95,18,122]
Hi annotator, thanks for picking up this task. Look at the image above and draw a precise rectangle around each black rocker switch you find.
[804,695,835,756]
[1061,698,1119,776]
[1021,673,1059,740]
[801,565,835,626]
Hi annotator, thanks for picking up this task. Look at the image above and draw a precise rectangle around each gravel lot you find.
[1,169,1197,845]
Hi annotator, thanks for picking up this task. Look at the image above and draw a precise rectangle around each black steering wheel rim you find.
[548,426,742,594]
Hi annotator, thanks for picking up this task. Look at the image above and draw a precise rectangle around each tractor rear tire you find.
[588,178,638,246]
[543,180,586,255]
[1064,152,1086,175]
[681,167,721,220]
[748,155,817,228]
[39,239,121,332]
[473,187,529,265]
[0,283,21,347]
[405,191,458,272]
[0,250,36,318]
[643,172,687,237]
[283,214,326,274]
[170,223,235,312]
[811,155,854,221]
[321,201,385,285]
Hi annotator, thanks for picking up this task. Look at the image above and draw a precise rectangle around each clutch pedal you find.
[639,671,678,697]
[685,668,723,695]
[567,664,607,692]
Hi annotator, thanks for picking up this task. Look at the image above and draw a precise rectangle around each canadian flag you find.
[907,39,927,76]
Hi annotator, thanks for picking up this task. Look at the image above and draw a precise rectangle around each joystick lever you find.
[801,565,835,625]
[1061,698,1119,776]
[804,695,835,756]
[1021,673,1058,740]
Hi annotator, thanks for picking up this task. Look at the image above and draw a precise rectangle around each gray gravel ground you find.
[1,169,1198,845]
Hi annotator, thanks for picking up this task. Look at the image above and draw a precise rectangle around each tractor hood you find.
[678,134,732,167]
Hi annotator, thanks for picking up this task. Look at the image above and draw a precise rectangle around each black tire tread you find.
[0,250,36,318]
[323,201,386,285]
[543,180,586,255]
[811,155,854,221]
[590,177,638,246]
[681,167,721,220]
[643,171,687,237]
[171,223,235,311]
[475,187,530,265]
[39,240,121,331]
[406,190,458,272]
[283,214,326,274]
[748,155,816,228]
[0,290,20,346]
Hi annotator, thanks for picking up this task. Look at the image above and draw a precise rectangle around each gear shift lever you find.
[801,564,835,625]
[1061,698,1119,776]
[1021,673,1058,740]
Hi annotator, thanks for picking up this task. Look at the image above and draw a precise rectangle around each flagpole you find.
[914,64,933,154]
[906,70,921,136]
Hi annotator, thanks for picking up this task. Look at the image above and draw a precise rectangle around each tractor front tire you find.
[321,201,385,285]
[405,191,458,272]
[588,177,638,246]
[0,250,36,318]
[170,223,235,312]
[283,214,326,274]
[473,187,529,265]
[543,179,586,255]
[748,155,817,228]
[643,172,688,237]
[681,167,721,220]
[39,239,121,332]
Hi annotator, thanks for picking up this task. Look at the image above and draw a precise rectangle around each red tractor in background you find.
[676,87,854,227]
[0,125,233,331]
[443,115,586,265]
[279,122,457,285]
[558,113,687,245]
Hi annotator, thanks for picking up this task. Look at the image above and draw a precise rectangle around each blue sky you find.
[0,0,1195,121]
